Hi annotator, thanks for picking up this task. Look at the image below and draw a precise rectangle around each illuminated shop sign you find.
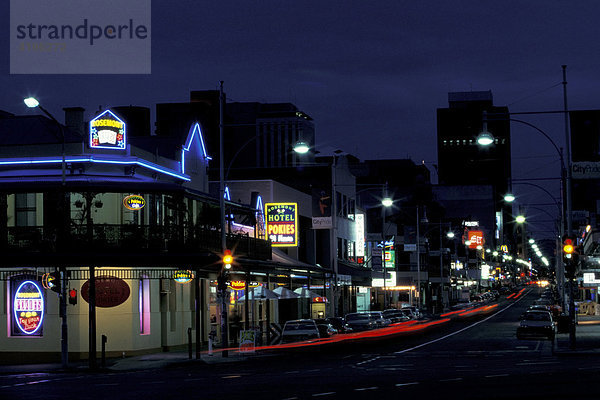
[90,109,126,150]
[173,270,194,284]
[228,281,260,291]
[467,231,484,249]
[355,214,365,258]
[13,280,44,336]
[265,203,298,247]
[123,194,146,210]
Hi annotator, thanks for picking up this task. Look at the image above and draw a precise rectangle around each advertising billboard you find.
[265,203,298,247]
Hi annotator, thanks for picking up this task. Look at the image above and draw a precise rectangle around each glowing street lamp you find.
[516,215,526,224]
[504,193,516,203]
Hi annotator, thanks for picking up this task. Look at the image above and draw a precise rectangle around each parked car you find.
[345,312,378,331]
[369,311,392,327]
[281,319,320,343]
[315,322,338,338]
[401,306,420,319]
[313,318,342,337]
[324,317,353,333]
[383,309,411,323]
[516,310,555,340]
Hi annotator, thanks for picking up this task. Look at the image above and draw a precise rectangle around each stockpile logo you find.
[10,0,151,74]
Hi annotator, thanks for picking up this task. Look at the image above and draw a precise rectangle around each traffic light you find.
[42,271,61,294]
[68,289,77,305]
[563,236,575,258]
[222,250,233,269]
[563,236,579,279]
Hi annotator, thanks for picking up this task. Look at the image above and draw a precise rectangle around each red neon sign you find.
[468,231,484,249]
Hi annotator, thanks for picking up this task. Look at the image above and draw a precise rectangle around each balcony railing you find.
[3,224,271,260]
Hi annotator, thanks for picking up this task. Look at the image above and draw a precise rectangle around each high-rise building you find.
[436,90,512,260]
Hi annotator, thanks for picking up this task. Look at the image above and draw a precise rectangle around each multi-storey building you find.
[0,103,326,363]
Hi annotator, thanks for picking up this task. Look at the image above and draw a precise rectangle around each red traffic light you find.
[68,289,77,305]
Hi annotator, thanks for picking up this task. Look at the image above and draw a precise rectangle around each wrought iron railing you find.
[3,224,271,260]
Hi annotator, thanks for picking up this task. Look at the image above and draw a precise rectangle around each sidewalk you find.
[555,315,600,355]
[0,348,268,375]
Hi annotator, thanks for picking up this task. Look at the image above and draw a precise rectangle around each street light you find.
[478,100,577,348]
[23,96,70,369]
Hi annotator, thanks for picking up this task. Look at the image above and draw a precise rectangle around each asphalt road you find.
[3,287,600,399]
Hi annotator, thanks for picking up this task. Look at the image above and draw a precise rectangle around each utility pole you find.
[218,81,229,357]
[562,65,576,349]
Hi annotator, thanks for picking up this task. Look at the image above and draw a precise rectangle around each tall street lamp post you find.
[24,97,71,368]
[478,89,575,347]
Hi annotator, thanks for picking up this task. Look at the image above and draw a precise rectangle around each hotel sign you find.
[265,203,298,247]
[13,280,44,336]
[90,109,126,150]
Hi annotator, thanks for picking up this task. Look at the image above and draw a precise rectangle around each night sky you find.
[2,1,599,241]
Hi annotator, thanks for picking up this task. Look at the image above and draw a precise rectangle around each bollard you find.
[187,328,192,360]
[101,335,107,369]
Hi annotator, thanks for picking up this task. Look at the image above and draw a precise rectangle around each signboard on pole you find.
[239,330,256,353]
[265,203,298,247]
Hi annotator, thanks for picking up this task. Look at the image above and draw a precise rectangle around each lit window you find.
[139,277,151,335]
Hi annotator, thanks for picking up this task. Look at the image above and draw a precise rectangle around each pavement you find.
[554,314,600,355]
[3,312,600,375]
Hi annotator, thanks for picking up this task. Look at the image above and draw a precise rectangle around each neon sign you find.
[123,194,145,210]
[173,270,194,284]
[265,203,298,247]
[13,280,44,335]
[90,110,126,150]
[467,231,484,249]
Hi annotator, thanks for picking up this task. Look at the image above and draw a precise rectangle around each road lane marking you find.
[396,382,419,387]
[222,375,241,379]
[312,392,336,396]
[355,387,378,391]
[485,374,509,378]
[394,299,525,355]
[440,378,463,382]
[516,361,559,366]
[95,383,120,386]
[285,370,300,374]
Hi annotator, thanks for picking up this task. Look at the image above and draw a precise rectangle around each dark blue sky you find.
[2,0,599,240]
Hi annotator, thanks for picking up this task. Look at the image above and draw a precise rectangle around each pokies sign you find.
[265,203,298,247]
[13,280,44,336]
[90,109,126,150]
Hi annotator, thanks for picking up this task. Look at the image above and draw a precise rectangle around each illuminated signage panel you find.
[265,203,298,247]
[90,109,126,150]
[173,270,194,284]
[355,214,365,258]
[467,231,484,249]
[123,194,146,210]
[13,280,44,336]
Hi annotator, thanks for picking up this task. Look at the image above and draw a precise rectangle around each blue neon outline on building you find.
[89,109,127,150]
[13,280,45,335]
[181,123,211,175]
[0,156,190,181]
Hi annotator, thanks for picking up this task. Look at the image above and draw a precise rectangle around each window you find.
[139,277,151,335]
[15,193,36,226]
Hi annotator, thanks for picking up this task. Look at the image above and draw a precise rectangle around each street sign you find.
[269,323,282,345]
